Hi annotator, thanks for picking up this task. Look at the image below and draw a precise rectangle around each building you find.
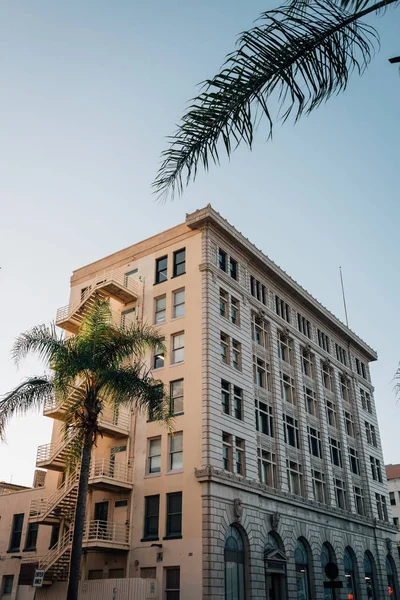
[0,205,399,600]
[386,465,400,544]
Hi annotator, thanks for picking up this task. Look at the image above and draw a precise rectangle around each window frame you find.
[148,437,162,475]
[8,513,24,552]
[154,295,167,324]
[155,255,168,284]
[172,289,185,319]
[171,332,184,364]
[165,492,183,539]
[169,432,183,472]
[143,495,160,541]
[173,248,186,278]
[170,379,184,415]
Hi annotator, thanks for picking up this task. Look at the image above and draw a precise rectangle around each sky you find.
[0,1,399,486]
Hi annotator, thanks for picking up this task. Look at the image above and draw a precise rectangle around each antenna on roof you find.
[339,267,349,328]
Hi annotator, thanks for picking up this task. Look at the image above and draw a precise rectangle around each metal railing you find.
[36,430,77,465]
[43,397,130,432]
[39,529,73,571]
[90,458,131,484]
[30,471,79,519]
[83,520,129,545]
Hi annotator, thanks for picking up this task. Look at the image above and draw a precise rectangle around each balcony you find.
[56,268,139,333]
[36,431,77,471]
[82,520,130,550]
[89,458,133,492]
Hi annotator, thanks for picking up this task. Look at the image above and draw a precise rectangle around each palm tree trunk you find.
[67,435,92,600]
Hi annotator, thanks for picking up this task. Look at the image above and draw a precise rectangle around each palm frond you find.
[153,0,380,199]
[77,299,113,356]
[12,324,66,366]
[0,376,54,440]
[98,323,165,368]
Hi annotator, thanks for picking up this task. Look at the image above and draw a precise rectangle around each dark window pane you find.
[155,256,168,283]
[173,249,186,277]
[144,495,160,539]
[166,493,182,537]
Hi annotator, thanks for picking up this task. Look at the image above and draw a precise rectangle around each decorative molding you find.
[270,512,280,531]
[233,498,243,523]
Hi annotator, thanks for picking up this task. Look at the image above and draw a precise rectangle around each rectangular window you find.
[232,339,242,371]
[278,333,292,364]
[229,257,238,280]
[121,307,135,328]
[340,376,350,402]
[349,447,360,475]
[344,411,355,437]
[304,387,317,416]
[301,349,314,378]
[170,380,184,415]
[222,432,232,470]
[254,357,270,390]
[394,517,399,530]
[252,316,268,348]
[275,296,290,322]
[258,449,277,487]
[155,256,168,284]
[148,385,163,421]
[281,373,296,405]
[326,400,337,428]
[235,438,245,475]
[298,313,311,338]
[376,494,388,521]
[172,333,184,364]
[308,427,322,458]
[365,422,377,447]
[317,329,330,353]
[335,343,347,365]
[9,513,24,552]
[360,388,372,413]
[250,276,267,304]
[354,487,365,516]
[356,358,368,380]
[221,380,230,415]
[230,297,240,326]
[173,249,186,277]
[218,249,227,272]
[334,479,347,510]
[2,576,13,595]
[287,460,303,496]
[219,289,228,318]
[169,433,183,471]
[283,414,300,448]
[166,492,182,538]
[153,342,165,369]
[220,332,230,364]
[173,289,185,318]
[155,295,167,324]
[148,438,161,474]
[141,567,157,579]
[390,492,396,506]
[255,400,274,437]
[165,567,180,600]
[321,362,333,391]
[329,437,342,467]
[24,523,38,551]
[143,495,160,540]
[312,470,326,503]
[370,457,382,482]
[233,386,243,421]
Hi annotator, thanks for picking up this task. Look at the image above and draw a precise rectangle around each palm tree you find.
[153,0,397,200]
[0,299,168,600]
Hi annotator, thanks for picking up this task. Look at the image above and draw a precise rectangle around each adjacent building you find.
[0,205,398,600]
[386,465,400,546]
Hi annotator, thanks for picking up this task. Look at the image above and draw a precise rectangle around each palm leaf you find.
[153,0,382,199]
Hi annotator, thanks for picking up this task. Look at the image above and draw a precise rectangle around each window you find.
[250,276,267,305]
[341,376,350,402]
[143,495,160,540]
[233,386,243,421]
[376,494,388,521]
[393,517,399,529]
[220,289,228,318]
[255,400,274,437]
[222,380,231,415]
[155,295,166,324]
[275,296,290,322]
[354,487,365,515]
[109,569,124,579]
[349,447,360,475]
[148,438,161,474]
[229,257,238,280]
[308,427,322,458]
[224,526,245,600]
[304,387,317,416]
[172,333,184,364]
[155,256,168,284]
[390,492,396,506]
[24,523,38,551]
[317,329,330,353]
[153,342,165,369]
[2,576,13,595]
[232,339,242,371]
[222,434,245,475]
[218,249,227,272]
[234,438,245,475]
[148,384,163,421]
[301,349,314,378]
[253,357,270,390]
[344,410,355,437]
[281,373,296,405]
[312,470,326,503]
[50,524,60,548]
[344,549,357,600]
[169,433,183,471]
[326,400,337,428]
[335,343,347,365]
[141,567,157,579]
[329,437,342,467]
[170,380,184,415]
[115,500,128,507]
[252,316,268,348]
[365,422,377,447]
[360,388,372,413]
[222,432,232,470]
[298,313,311,338]
[173,249,186,277]
[165,567,180,600]
[88,570,103,580]
[370,457,382,482]
[321,362,333,390]
[295,539,311,600]
[287,460,303,496]
[173,289,185,318]
[221,332,230,364]
[230,297,240,326]
[258,449,277,487]
[121,307,135,328]
[334,479,347,509]
[9,513,24,552]
[283,414,300,448]
[166,492,182,538]
[364,552,377,600]
[278,333,292,364]
[356,358,368,380]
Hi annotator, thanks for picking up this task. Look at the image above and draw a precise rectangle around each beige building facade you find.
[385,465,400,547]
[0,205,399,600]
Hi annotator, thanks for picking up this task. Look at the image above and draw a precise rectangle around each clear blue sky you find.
[0,1,399,485]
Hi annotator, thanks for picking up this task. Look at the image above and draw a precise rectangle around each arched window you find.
[295,538,311,600]
[344,548,358,600]
[386,555,397,599]
[321,543,336,600]
[364,551,377,599]
[225,526,245,600]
